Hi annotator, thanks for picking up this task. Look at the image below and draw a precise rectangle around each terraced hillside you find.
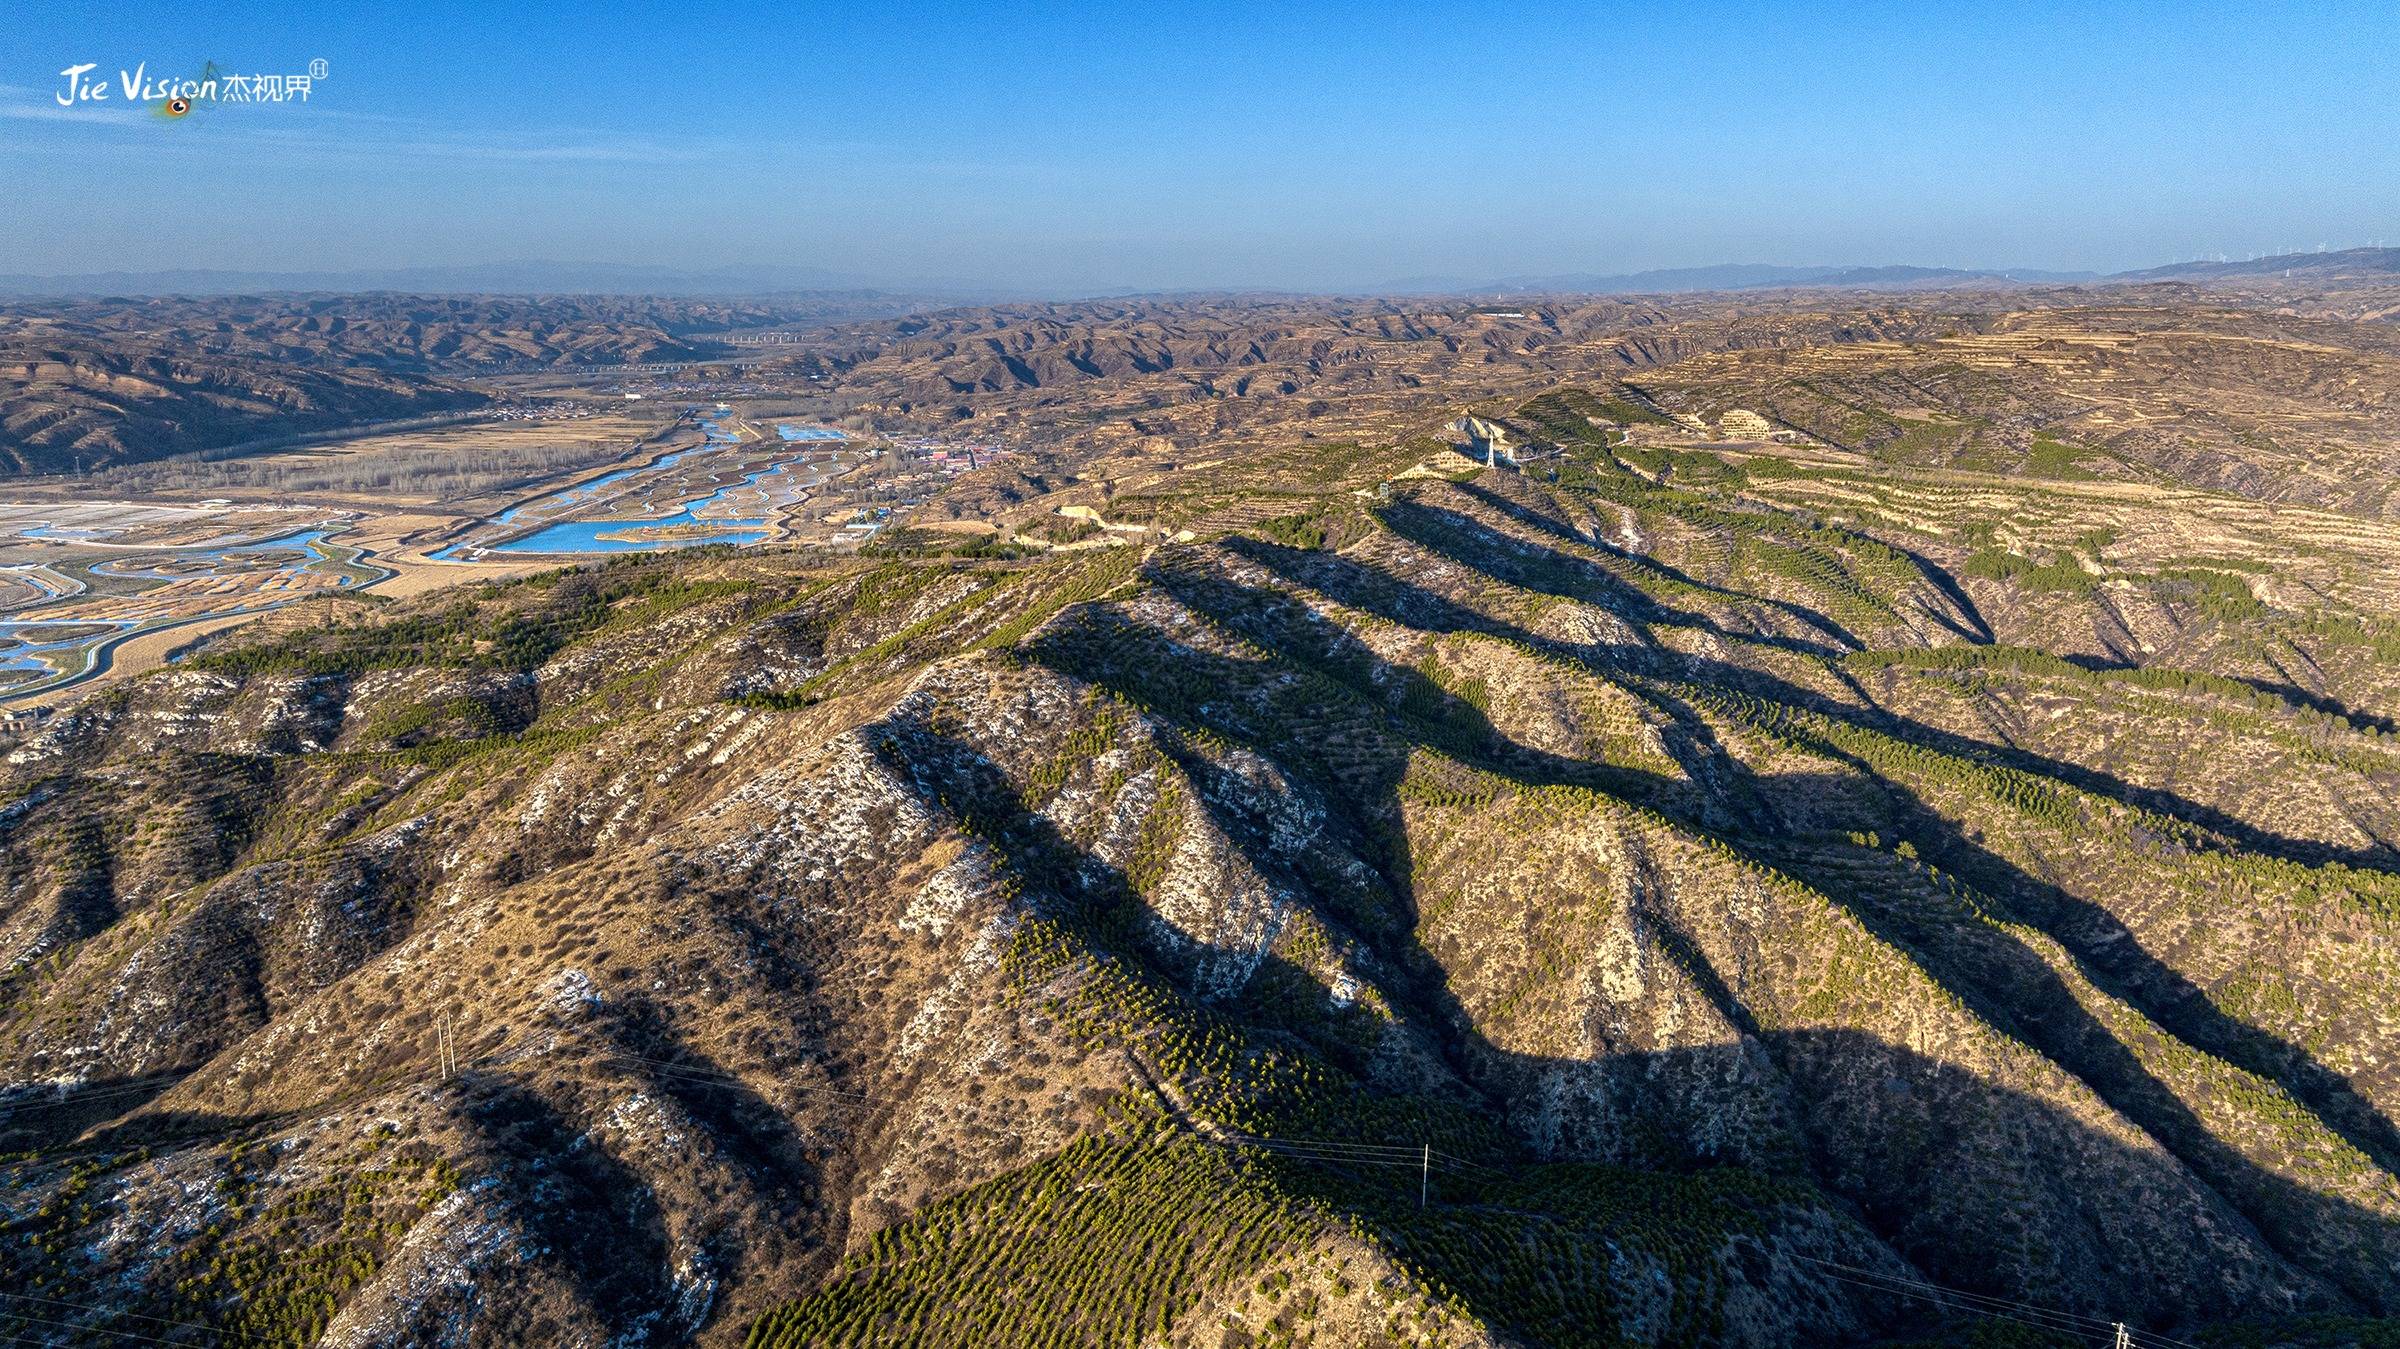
[762,295,1981,461]
[766,288,2400,533]
[3,400,2398,1346]
[1639,304,2400,518]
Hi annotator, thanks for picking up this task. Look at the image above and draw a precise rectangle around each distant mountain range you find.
[1401,262,2102,294]
[5,248,2400,300]
[1407,248,2400,295]
[2116,246,2400,282]
[0,261,981,300]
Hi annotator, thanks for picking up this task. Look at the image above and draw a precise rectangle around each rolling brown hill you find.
[1638,302,2400,518]
[0,323,489,475]
[11,284,2400,511]
[768,287,2400,523]
[0,294,873,476]
[3,401,2397,1346]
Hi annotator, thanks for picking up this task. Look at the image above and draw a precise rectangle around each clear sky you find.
[4,0,2397,291]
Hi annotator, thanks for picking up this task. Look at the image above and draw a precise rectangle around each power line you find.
[0,1074,190,1123]
[1196,1130,1502,1181]
[1188,1130,2174,1344]
[1782,1252,2196,1349]
[1428,1148,1509,1178]
[1208,1131,1430,1157]
[0,1301,229,1347]
[0,1331,99,1349]
[1206,1138,1425,1169]
[1795,1261,2102,1338]
[0,1080,180,1115]
[1787,1251,2183,1341]
[0,1291,232,1341]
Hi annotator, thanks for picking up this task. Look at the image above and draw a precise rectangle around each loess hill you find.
[0,293,883,476]
[768,287,2400,526]
[11,280,2400,508]
[4,400,2400,1346]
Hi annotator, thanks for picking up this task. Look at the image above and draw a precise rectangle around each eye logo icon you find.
[164,96,192,117]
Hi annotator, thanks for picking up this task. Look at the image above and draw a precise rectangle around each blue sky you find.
[4,1,2397,291]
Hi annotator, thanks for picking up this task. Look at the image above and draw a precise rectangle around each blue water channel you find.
[439,411,845,558]
[89,529,338,579]
[0,529,356,678]
[0,618,138,674]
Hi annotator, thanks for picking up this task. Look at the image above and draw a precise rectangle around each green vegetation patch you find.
[191,562,746,678]
[161,1132,461,1346]
[746,1129,1322,1349]
[2025,434,2101,481]
[1958,548,2096,595]
[1519,386,1675,438]
[0,1129,458,1348]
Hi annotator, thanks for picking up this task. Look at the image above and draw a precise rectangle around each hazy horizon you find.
[0,250,2385,303]
[5,1,2398,293]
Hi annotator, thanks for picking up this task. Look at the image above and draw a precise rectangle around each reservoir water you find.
[439,411,845,558]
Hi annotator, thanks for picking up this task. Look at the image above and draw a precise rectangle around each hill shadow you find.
[0,1071,187,1152]
[999,544,2400,1325]
[1345,494,2400,882]
[862,675,2389,1339]
[2236,675,2400,739]
[449,1073,677,1341]
[2061,655,2400,742]
[1205,534,2400,1169]
[1376,495,1859,656]
[1397,487,2400,875]
[1230,518,2400,880]
[582,993,840,1339]
[1453,474,1994,647]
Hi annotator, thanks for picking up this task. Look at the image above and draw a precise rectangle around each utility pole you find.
[1420,1144,1430,1210]
[2113,1323,2132,1349]
[437,1013,455,1081]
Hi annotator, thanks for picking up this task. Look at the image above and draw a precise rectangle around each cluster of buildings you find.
[486,400,605,422]
[862,436,1021,481]
[917,444,1016,476]
[600,373,787,402]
